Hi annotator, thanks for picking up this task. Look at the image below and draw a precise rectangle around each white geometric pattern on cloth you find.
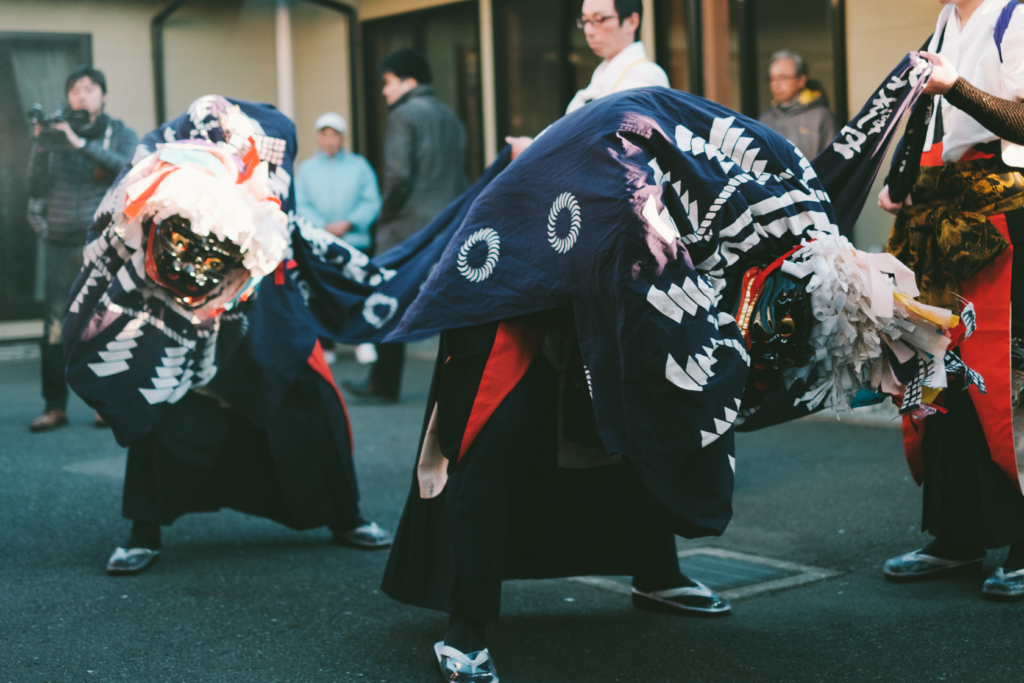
[139,346,192,405]
[646,276,716,323]
[457,228,501,283]
[293,215,394,285]
[251,134,287,166]
[269,165,291,200]
[960,302,977,338]
[666,116,836,278]
[105,302,196,349]
[547,192,581,254]
[700,397,743,447]
[363,292,400,329]
[88,317,146,378]
[69,258,111,315]
[900,364,924,415]
[898,300,983,415]
[192,321,220,387]
[666,346,718,392]
[944,353,987,394]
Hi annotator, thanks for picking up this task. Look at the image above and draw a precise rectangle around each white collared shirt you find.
[566,41,670,114]
[928,0,1024,166]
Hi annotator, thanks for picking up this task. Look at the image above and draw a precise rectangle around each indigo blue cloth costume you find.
[60,96,495,531]
[382,57,934,622]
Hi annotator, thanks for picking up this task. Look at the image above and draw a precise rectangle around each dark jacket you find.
[27,114,138,245]
[758,83,836,160]
[375,85,467,254]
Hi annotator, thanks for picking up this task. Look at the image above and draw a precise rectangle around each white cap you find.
[315,112,347,135]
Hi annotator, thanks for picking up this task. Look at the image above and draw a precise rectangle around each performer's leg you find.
[342,342,404,401]
[921,384,1024,553]
[886,381,1024,582]
[125,520,162,550]
[444,356,548,626]
[444,575,488,654]
[631,504,691,593]
[259,364,389,545]
[31,243,81,431]
[1007,542,1024,572]
[369,342,405,397]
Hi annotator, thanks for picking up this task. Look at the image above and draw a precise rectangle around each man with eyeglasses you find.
[506,0,668,158]
[758,50,837,160]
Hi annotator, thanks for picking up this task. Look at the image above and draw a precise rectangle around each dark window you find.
[0,32,91,322]
[652,0,847,123]
[493,0,601,142]
[734,0,847,122]
[361,2,484,181]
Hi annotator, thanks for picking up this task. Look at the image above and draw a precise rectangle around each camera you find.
[27,104,91,150]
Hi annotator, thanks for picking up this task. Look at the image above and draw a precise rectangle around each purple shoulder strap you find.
[995,0,1020,62]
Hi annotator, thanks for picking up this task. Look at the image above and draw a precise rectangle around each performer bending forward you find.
[382,65,960,678]
[879,0,1024,600]
[63,96,392,575]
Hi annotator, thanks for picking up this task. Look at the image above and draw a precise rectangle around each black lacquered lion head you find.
[735,266,814,408]
[144,215,244,307]
[747,269,814,373]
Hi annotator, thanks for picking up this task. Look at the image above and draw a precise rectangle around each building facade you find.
[0,0,943,326]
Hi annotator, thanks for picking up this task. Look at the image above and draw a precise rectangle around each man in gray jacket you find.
[344,49,467,402]
[758,50,836,160]
[26,66,137,431]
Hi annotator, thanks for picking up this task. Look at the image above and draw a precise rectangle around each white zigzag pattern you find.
[699,398,744,447]
[646,276,717,323]
[88,317,146,378]
[69,260,112,315]
[140,346,193,405]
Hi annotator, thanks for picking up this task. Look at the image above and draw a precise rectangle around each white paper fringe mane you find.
[781,231,952,413]
[117,142,290,280]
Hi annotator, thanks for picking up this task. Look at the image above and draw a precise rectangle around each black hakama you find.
[921,379,1024,549]
[122,363,364,532]
[382,318,732,624]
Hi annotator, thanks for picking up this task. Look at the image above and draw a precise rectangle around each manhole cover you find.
[677,550,798,590]
[572,548,842,601]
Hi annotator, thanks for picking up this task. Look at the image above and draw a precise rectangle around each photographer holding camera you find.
[26,66,137,432]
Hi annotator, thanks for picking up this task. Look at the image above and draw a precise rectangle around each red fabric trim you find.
[960,148,996,162]
[124,164,176,220]
[457,320,546,463]
[920,141,944,167]
[273,259,298,286]
[238,136,261,183]
[742,243,807,348]
[307,339,353,452]
[958,213,1020,491]
[902,414,927,485]
[920,142,993,168]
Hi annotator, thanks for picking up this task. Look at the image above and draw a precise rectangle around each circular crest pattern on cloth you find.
[363,292,399,329]
[547,192,581,254]
[457,228,501,283]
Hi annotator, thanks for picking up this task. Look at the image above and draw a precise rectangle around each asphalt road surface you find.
[1,355,1021,683]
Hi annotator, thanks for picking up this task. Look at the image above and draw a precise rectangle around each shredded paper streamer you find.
[780,231,981,417]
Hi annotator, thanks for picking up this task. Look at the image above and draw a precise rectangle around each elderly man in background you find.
[295,112,381,253]
[26,66,137,432]
[759,50,836,160]
[343,48,467,403]
[506,0,669,157]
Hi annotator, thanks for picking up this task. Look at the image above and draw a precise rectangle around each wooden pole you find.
[702,0,731,107]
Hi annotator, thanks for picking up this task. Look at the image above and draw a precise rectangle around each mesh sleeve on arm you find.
[944,77,1024,146]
